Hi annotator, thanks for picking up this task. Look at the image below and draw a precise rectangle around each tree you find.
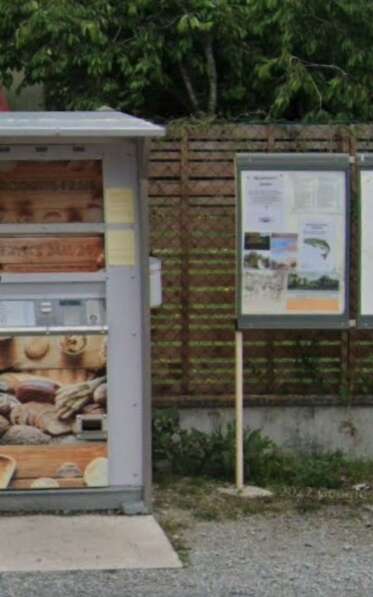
[0,0,253,117]
[247,0,373,122]
[0,0,373,121]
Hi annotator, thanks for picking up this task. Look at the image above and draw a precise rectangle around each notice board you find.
[236,153,350,329]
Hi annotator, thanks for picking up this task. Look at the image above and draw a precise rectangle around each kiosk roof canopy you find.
[0,111,164,138]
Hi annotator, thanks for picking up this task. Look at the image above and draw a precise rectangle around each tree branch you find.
[309,74,323,111]
[291,55,349,78]
[178,60,200,112]
[203,33,217,115]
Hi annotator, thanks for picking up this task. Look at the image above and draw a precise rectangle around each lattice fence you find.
[149,124,373,406]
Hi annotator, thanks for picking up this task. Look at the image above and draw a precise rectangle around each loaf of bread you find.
[16,380,59,404]
[30,478,60,489]
[84,457,108,487]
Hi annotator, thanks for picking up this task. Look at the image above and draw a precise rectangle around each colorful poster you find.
[244,233,271,270]
[0,335,107,491]
[239,166,346,318]
[270,234,298,270]
[299,221,336,273]
[0,159,108,491]
[287,271,340,313]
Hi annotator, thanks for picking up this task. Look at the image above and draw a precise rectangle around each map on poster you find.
[238,168,347,318]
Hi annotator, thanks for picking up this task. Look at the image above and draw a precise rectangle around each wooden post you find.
[235,329,244,490]
[179,129,191,396]
[348,132,358,396]
[340,130,353,397]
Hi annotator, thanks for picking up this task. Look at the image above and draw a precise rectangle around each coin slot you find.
[76,414,107,440]
[82,418,102,431]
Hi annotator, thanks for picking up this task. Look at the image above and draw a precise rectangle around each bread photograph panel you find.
[0,335,108,490]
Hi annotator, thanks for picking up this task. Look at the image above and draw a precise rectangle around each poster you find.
[243,172,285,233]
[239,167,346,318]
[0,160,108,490]
[0,160,103,224]
[299,221,336,273]
[292,172,344,214]
[0,335,107,490]
[0,236,105,273]
[242,270,287,313]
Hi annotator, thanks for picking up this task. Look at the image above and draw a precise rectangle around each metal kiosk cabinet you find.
[0,111,164,512]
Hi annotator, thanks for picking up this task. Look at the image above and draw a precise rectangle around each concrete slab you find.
[219,485,273,499]
[0,515,182,572]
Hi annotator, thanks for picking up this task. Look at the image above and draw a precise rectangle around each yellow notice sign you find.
[107,230,135,266]
[105,188,135,224]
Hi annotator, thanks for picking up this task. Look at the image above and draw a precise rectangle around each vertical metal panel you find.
[103,141,144,487]
[137,139,152,509]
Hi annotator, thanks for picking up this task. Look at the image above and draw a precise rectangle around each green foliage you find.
[152,409,373,489]
[1,0,373,120]
[153,408,237,478]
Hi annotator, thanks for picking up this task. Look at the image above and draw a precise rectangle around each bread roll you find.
[84,457,108,487]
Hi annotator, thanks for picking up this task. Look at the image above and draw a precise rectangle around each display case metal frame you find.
[236,152,351,330]
[357,153,373,329]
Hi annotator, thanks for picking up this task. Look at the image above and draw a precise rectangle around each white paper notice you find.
[299,220,336,273]
[292,172,344,214]
[292,173,317,212]
[316,173,344,212]
[244,172,285,233]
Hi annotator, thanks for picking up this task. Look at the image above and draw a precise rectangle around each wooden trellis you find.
[149,124,373,406]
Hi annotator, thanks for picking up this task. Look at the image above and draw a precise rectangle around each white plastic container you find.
[149,257,162,308]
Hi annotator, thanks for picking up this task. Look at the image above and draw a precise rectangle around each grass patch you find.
[154,474,373,524]
[154,475,290,523]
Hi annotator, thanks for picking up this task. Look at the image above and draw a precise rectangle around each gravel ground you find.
[1,506,373,597]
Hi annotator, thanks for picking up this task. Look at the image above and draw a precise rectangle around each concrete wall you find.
[179,406,373,458]
[5,72,44,110]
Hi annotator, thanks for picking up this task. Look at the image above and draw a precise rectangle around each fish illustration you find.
[304,238,330,259]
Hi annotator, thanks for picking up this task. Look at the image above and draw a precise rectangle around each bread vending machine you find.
[0,112,164,511]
